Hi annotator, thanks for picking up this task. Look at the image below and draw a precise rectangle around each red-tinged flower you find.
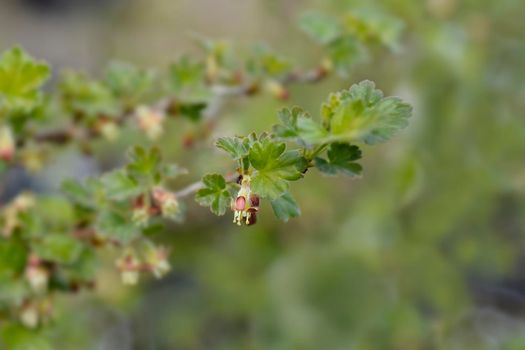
[152,187,180,219]
[115,251,142,285]
[135,106,165,140]
[232,175,260,226]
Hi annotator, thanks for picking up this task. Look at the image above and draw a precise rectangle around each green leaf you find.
[95,210,140,244]
[298,12,342,44]
[1,325,52,350]
[249,139,305,199]
[59,71,118,118]
[126,146,161,180]
[100,170,142,200]
[271,192,301,222]
[0,238,27,278]
[179,102,207,122]
[195,174,232,216]
[251,44,292,77]
[314,142,362,176]
[343,11,404,51]
[104,61,156,101]
[327,36,364,76]
[216,136,249,160]
[169,56,205,91]
[273,107,328,146]
[61,178,99,208]
[321,80,412,144]
[33,234,84,265]
[0,47,50,114]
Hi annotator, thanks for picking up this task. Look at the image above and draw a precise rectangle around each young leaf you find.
[59,71,119,118]
[126,146,161,180]
[249,139,305,199]
[104,61,156,101]
[322,80,412,144]
[195,174,232,216]
[327,36,364,76]
[33,234,84,265]
[0,47,50,113]
[61,178,96,208]
[299,12,342,45]
[271,192,301,222]
[216,136,249,160]
[95,210,141,244]
[314,142,362,176]
[273,107,328,146]
[169,56,205,91]
[100,170,142,200]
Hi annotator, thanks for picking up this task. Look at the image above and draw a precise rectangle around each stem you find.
[174,173,238,198]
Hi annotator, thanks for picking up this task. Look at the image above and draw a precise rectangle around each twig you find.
[174,173,238,198]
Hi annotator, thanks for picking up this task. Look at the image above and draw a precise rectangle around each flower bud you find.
[144,245,170,279]
[132,206,150,227]
[20,303,39,329]
[116,252,141,285]
[99,120,120,141]
[152,187,180,219]
[25,261,49,293]
[136,106,165,140]
[0,125,15,161]
[265,80,289,100]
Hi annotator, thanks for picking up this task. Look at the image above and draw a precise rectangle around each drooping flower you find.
[144,245,171,279]
[25,254,49,293]
[232,175,260,226]
[115,251,142,285]
[135,106,165,140]
[152,187,180,219]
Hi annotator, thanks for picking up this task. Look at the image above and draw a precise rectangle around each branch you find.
[174,173,238,198]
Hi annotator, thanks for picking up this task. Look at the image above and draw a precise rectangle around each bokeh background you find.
[2,0,525,349]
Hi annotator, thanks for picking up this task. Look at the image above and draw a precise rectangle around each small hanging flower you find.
[144,245,171,279]
[115,251,141,285]
[25,254,49,293]
[152,187,180,219]
[135,105,165,140]
[232,175,260,226]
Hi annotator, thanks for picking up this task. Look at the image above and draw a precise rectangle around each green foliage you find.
[95,210,141,244]
[298,12,343,45]
[1,325,52,350]
[195,174,233,216]
[299,10,403,75]
[59,71,119,118]
[32,234,84,265]
[0,47,50,116]
[0,6,417,346]
[104,61,156,103]
[249,138,305,199]
[321,80,412,144]
[273,107,328,146]
[270,192,301,222]
[314,142,362,176]
[216,136,249,160]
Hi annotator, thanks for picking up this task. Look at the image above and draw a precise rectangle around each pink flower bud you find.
[235,196,246,211]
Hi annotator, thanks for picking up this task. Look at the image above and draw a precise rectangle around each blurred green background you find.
[2,0,525,349]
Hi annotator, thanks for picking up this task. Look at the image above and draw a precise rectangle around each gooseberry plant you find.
[0,10,410,345]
